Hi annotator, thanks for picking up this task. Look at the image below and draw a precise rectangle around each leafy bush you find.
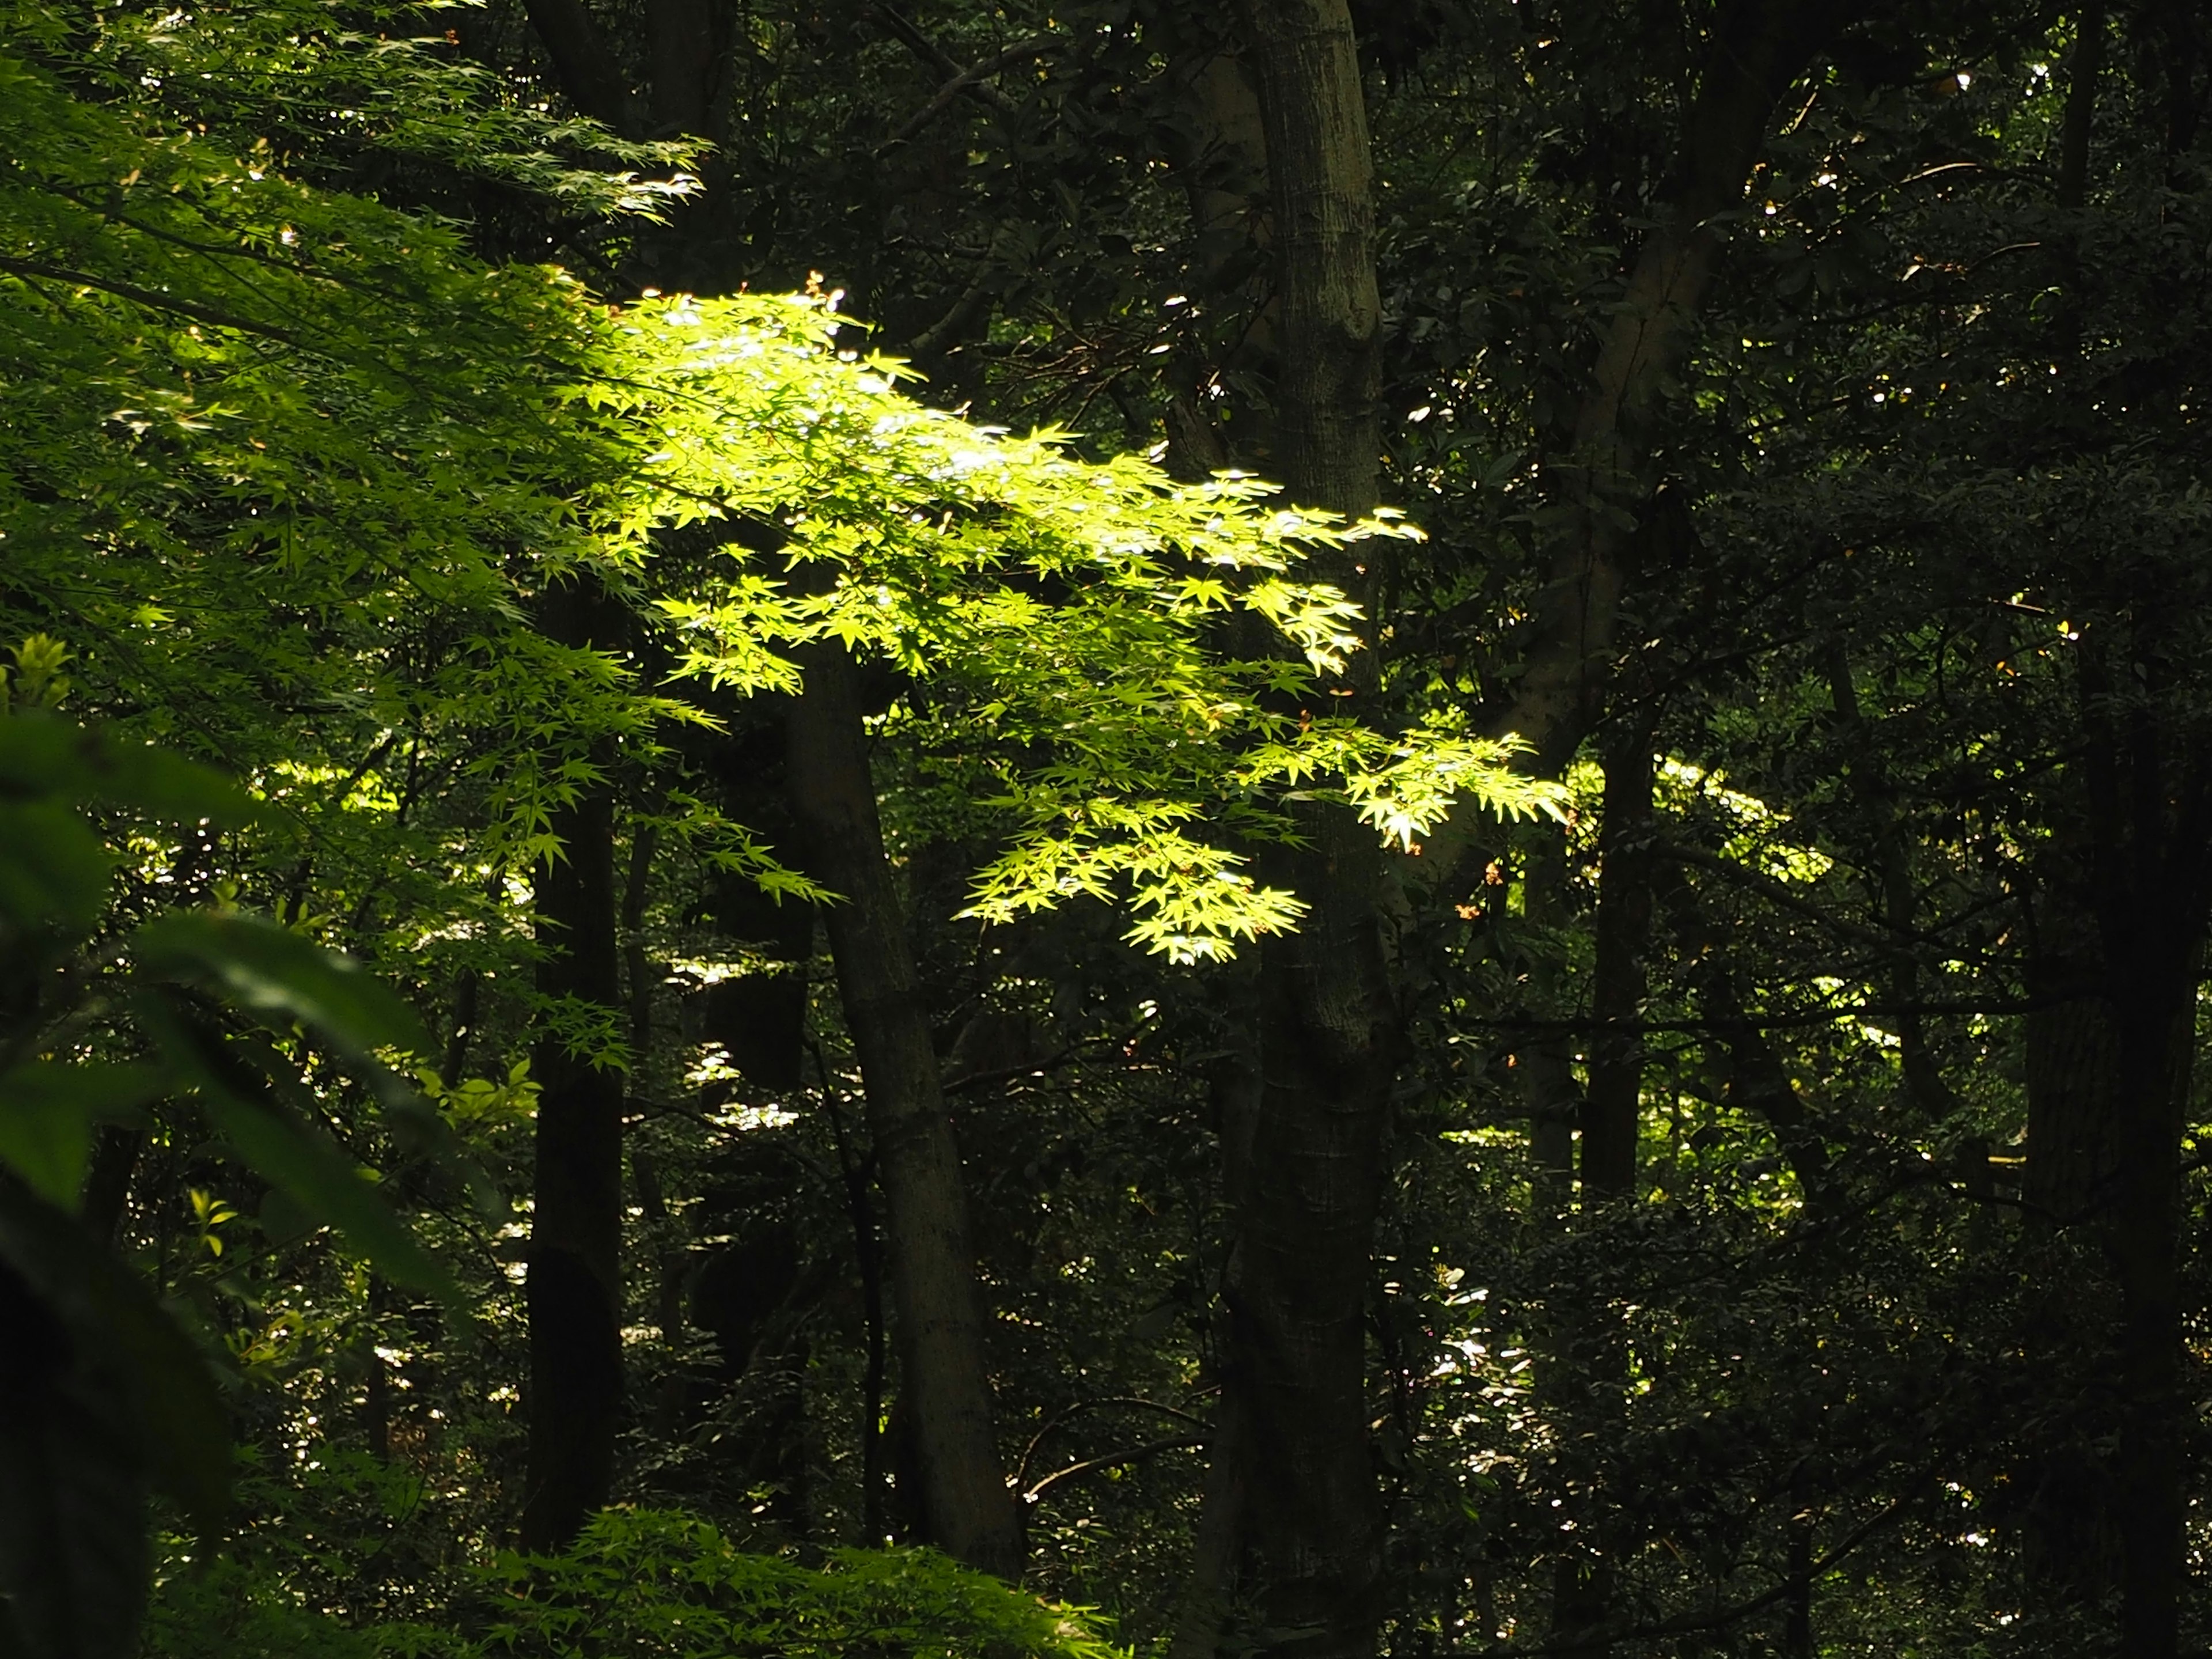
[147,1507,1126,1659]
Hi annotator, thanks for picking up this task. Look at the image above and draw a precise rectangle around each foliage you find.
[145,1503,1124,1659]
[14,0,2212,1657]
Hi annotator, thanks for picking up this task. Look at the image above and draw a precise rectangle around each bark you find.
[1241,0,1379,526]
[1168,1027,1262,1659]
[1188,3,1392,1653]
[520,577,630,1551]
[515,579,623,1557]
[783,638,1022,1578]
[2022,878,2119,1226]
[518,0,641,135]
[1541,730,1657,1659]
[646,0,714,135]
[1162,41,1276,480]
[2079,704,2210,1659]
[820,1082,892,1544]
[1231,807,1397,1657]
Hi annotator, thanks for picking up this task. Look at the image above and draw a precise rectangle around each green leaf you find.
[0,1065,161,1209]
[0,802,111,934]
[131,912,433,1060]
[0,717,252,824]
[140,1003,457,1302]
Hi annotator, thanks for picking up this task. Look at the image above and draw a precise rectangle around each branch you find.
[867,5,1015,113]
[1652,840,2006,965]
[1021,1434,1206,1502]
[0,255,310,351]
[1013,1394,1210,1487]
[879,36,1056,151]
[893,270,997,360]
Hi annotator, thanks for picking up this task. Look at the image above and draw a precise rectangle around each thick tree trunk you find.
[2081,710,2209,1659]
[1185,3,1392,1654]
[2107,972,2191,1659]
[782,638,1023,1578]
[645,0,713,135]
[517,0,639,134]
[1162,39,1274,480]
[521,580,629,1551]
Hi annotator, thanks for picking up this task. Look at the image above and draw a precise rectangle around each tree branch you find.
[878,36,1056,151]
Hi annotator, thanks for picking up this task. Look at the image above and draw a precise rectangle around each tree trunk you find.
[782,638,1023,1578]
[2081,707,2209,1659]
[1485,0,1850,777]
[521,578,630,1551]
[1182,3,1392,1654]
[1520,825,1582,1221]
[1581,728,1656,1201]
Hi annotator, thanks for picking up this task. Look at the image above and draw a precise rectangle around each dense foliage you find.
[5,1,2212,1657]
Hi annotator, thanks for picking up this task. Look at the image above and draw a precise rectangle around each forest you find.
[2,0,2209,1655]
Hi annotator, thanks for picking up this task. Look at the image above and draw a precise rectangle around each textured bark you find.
[1231,808,1396,1658]
[783,639,1022,1578]
[2023,880,2119,1226]
[520,580,629,1551]
[1185,3,1394,1653]
[1241,0,1379,527]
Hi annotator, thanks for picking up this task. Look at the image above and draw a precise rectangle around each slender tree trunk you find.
[1469,1,1849,782]
[2058,3,2106,213]
[783,639,1023,1578]
[1520,826,1581,1221]
[521,581,629,1551]
[1546,727,1657,1659]
[1169,1024,1262,1659]
[1581,727,1656,1201]
[820,1082,892,1546]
